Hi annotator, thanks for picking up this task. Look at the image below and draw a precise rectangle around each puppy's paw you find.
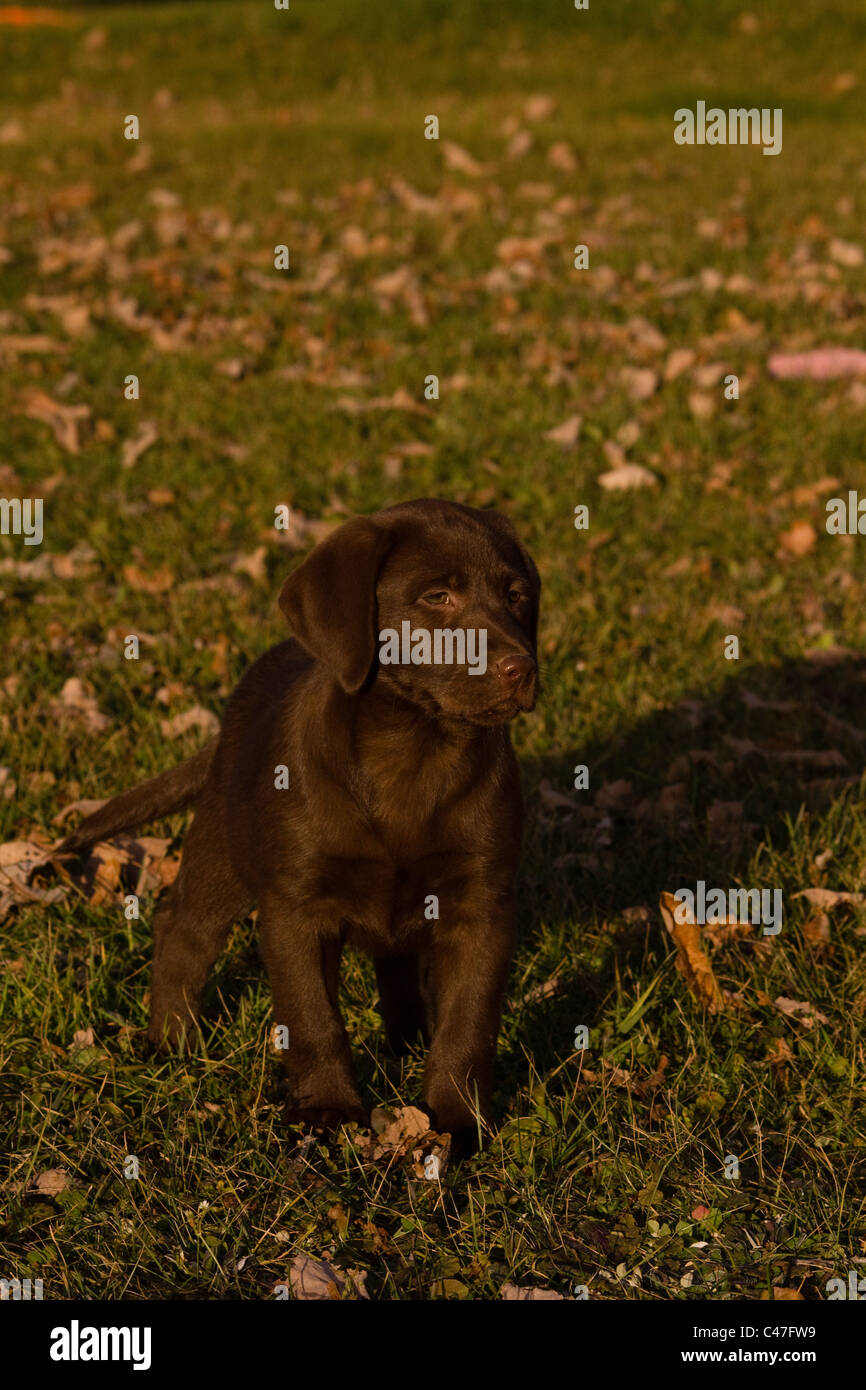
[421,1105,489,1158]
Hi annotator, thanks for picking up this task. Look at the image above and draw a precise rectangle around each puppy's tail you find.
[57,741,217,855]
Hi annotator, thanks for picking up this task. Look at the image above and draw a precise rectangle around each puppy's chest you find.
[339,854,483,950]
[350,739,478,839]
[314,794,497,946]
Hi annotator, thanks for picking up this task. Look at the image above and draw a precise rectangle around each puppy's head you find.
[279,499,540,725]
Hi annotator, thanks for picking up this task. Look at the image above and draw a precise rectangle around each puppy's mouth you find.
[437,682,538,726]
[376,666,538,725]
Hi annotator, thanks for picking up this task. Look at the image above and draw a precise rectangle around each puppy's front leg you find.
[257,893,367,1129]
[422,909,515,1148]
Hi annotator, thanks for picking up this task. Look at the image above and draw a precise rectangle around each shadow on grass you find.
[503,650,866,1087]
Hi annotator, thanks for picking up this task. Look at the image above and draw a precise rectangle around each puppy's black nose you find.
[496,653,536,687]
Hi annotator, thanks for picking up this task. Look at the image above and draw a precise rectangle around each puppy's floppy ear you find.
[278,516,393,693]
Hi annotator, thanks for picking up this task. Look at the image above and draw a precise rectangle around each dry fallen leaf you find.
[0,839,67,923]
[501,1283,565,1301]
[659,892,725,1013]
[52,797,106,827]
[768,347,866,380]
[538,779,579,812]
[665,347,696,380]
[289,1255,368,1301]
[442,140,491,177]
[598,462,658,491]
[801,911,831,947]
[159,706,220,740]
[51,677,111,734]
[21,389,90,453]
[123,563,174,594]
[121,420,159,470]
[779,521,817,556]
[331,387,432,416]
[0,333,69,357]
[773,995,829,1028]
[369,1104,430,1159]
[793,888,865,909]
[620,366,658,401]
[828,238,863,268]
[33,1168,69,1196]
[544,413,581,448]
[231,547,268,584]
[24,292,92,338]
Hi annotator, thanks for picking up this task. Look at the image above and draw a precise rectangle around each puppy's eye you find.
[422,591,451,606]
[508,587,527,605]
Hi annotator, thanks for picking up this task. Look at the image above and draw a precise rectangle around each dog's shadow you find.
[502,651,866,1086]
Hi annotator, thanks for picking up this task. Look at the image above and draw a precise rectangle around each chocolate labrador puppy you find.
[60,499,540,1146]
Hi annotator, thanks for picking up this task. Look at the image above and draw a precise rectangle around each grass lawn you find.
[1,0,865,1299]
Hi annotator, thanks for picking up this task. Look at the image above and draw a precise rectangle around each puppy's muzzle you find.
[496,652,537,709]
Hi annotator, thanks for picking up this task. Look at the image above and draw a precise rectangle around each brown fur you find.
[60,499,540,1147]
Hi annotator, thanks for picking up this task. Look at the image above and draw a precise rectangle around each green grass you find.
[1,0,865,1299]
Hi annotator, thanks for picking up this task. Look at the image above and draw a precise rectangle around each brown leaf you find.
[21,389,90,453]
[620,366,658,401]
[0,839,67,922]
[496,235,548,264]
[769,347,866,380]
[665,347,696,380]
[121,421,159,470]
[766,1037,794,1078]
[547,141,576,172]
[793,887,865,909]
[33,1168,69,1196]
[331,388,432,416]
[802,911,831,946]
[538,778,579,812]
[595,779,634,813]
[289,1255,368,1301]
[231,547,268,584]
[779,521,817,556]
[159,706,220,740]
[24,293,92,338]
[442,141,491,177]
[123,563,174,594]
[501,1283,565,1301]
[773,996,829,1028]
[370,1104,430,1158]
[53,797,106,827]
[659,892,725,1013]
[544,413,581,447]
[51,677,111,733]
[598,462,658,491]
[0,334,69,357]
